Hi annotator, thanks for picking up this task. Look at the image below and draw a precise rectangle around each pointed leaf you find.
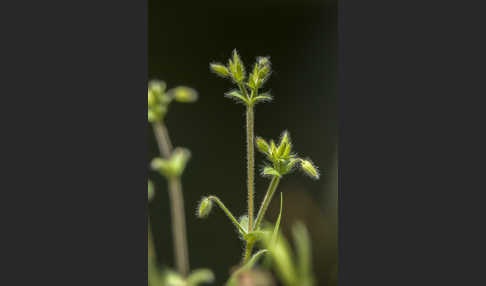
[187,269,215,286]
[263,166,281,178]
[225,90,249,105]
[272,193,283,244]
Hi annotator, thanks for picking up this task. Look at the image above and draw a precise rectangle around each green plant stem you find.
[168,177,190,277]
[208,196,246,234]
[246,106,255,233]
[152,121,190,277]
[254,176,281,231]
[243,176,280,264]
[148,217,158,286]
[243,240,256,263]
[153,121,173,158]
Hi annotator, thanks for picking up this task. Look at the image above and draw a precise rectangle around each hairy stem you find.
[254,176,281,230]
[208,196,246,234]
[246,106,255,233]
[243,240,255,263]
[152,121,190,277]
[243,176,280,263]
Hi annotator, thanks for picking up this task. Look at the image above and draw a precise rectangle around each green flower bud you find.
[269,140,277,157]
[300,159,319,179]
[170,86,198,103]
[148,90,156,107]
[197,197,213,218]
[229,49,245,82]
[148,80,166,95]
[282,143,292,158]
[257,56,271,80]
[256,137,270,154]
[280,131,289,146]
[210,63,230,77]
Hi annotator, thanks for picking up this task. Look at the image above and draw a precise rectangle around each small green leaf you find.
[251,93,273,105]
[161,269,185,286]
[271,193,283,244]
[225,90,249,105]
[244,231,267,243]
[263,166,281,177]
[187,268,215,286]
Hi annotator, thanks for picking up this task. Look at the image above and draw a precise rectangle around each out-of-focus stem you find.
[153,121,172,158]
[152,121,190,277]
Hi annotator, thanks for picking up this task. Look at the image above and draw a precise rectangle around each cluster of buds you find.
[248,56,271,90]
[147,80,198,122]
[210,50,272,107]
[150,148,191,179]
[256,131,319,179]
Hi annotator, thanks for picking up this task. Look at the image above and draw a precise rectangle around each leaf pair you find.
[151,148,191,178]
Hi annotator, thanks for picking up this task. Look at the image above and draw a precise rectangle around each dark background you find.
[5,1,483,286]
[149,2,338,285]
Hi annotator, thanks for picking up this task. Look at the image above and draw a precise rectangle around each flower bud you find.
[148,90,156,107]
[282,143,292,158]
[280,131,289,146]
[300,159,319,179]
[148,80,166,95]
[170,86,198,103]
[197,197,213,218]
[256,137,270,154]
[257,57,271,80]
[229,49,245,82]
[210,63,230,77]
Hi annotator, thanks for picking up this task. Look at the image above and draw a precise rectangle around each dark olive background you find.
[149,2,338,285]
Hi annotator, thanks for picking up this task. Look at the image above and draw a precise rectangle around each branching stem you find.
[243,176,281,263]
